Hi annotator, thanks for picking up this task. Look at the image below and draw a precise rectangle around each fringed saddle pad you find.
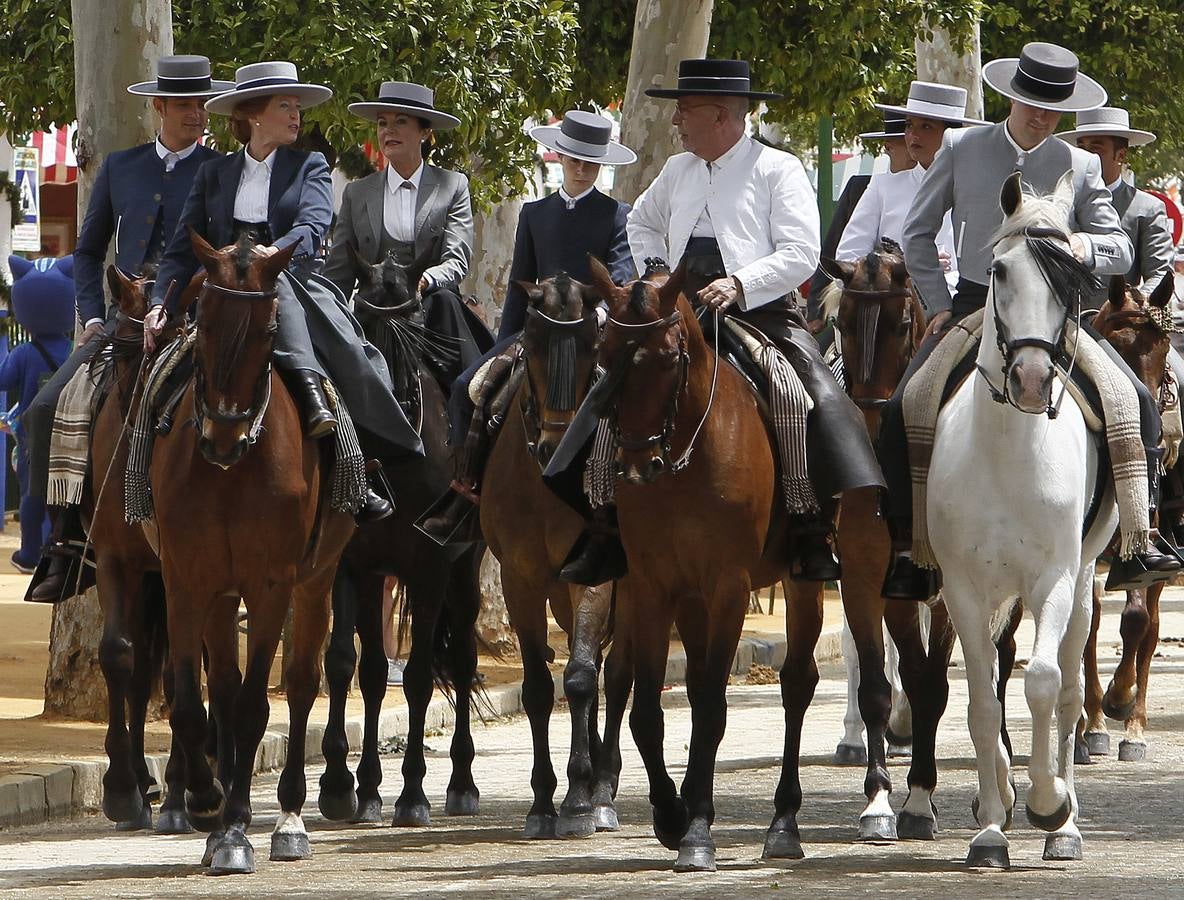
[321,381,367,515]
[46,348,110,507]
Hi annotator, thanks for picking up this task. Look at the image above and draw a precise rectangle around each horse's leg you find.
[994,601,1022,762]
[764,579,823,860]
[885,619,913,757]
[196,600,243,868]
[155,641,194,835]
[442,551,481,817]
[318,565,362,822]
[1103,588,1150,724]
[272,583,332,863]
[591,588,631,832]
[835,608,868,765]
[557,581,613,838]
[1118,581,1162,761]
[1079,577,1109,760]
[354,570,391,822]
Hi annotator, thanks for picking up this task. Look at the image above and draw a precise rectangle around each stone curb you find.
[0,626,842,830]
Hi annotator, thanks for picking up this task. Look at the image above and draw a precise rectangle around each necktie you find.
[164,152,180,173]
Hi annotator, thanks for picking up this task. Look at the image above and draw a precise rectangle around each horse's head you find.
[349,244,429,322]
[820,239,922,414]
[517,270,603,467]
[592,256,689,484]
[190,230,295,468]
[1092,273,1175,404]
[986,171,1099,415]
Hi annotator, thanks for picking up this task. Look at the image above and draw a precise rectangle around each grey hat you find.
[982,42,1106,113]
[127,55,234,98]
[204,61,332,116]
[348,82,460,130]
[875,81,988,127]
[530,111,637,166]
[1057,106,1155,147]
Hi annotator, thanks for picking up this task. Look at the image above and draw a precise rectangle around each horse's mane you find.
[819,278,842,321]
[988,187,1070,245]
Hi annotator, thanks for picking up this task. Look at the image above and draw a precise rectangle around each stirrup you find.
[1104,554,1174,592]
[24,540,96,604]
[414,483,482,547]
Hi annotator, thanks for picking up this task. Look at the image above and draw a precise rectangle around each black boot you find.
[356,467,394,523]
[559,505,628,586]
[25,507,95,604]
[788,508,841,583]
[881,516,941,601]
[1106,448,1182,591]
[287,369,337,439]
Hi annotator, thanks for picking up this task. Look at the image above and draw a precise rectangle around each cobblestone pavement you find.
[1,595,1182,898]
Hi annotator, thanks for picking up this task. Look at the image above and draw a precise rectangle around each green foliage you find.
[0,0,74,135]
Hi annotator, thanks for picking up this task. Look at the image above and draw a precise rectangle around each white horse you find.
[925,172,1118,868]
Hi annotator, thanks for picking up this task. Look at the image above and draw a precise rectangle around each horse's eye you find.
[992,262,1008,282]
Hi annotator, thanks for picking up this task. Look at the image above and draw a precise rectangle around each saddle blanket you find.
[47,347,111,507]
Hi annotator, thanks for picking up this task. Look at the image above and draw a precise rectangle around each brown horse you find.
[145,232,353,874]
[481,272,631,837]
[1083,273,1177,762]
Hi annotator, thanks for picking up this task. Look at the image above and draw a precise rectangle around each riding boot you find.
[558,504,628,586]
[419,416,489,544]
[881,515,941,602]
[286,369,337,439]
[356,464,394,523]
[1105,447,1183,591]
[788,500,841,583]
[25,506,95,604]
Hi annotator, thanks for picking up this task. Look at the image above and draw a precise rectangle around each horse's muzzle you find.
[622,455,665,485]
[198,433,250,469]
[1007,352,1055,415]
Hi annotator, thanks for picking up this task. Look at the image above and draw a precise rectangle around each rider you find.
[627,58,885,581]
[144,61,423,519]
[324,81,492,388]
[420,110,636,573]
[881,42,1178,599]
[24,55,231,603]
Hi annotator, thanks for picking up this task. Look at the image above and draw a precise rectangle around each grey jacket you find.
[903,121,1133,314]
[324,163,473,298]
[1112,180,1173,290]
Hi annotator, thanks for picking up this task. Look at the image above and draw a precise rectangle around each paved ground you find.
[1,594,1182,898]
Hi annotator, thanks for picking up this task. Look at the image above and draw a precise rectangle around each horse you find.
[317,247,484,828]
[1081,273,1178,762]
[480,272,631,838]
[144,232,354,874]
[926,172,1118,868]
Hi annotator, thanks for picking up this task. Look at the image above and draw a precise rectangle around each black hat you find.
[127,55,234,98]
[645,59,782,101]
[859,112,907,142]
[530,111,636,166]
[982,42,1106,113]
[349,82,460,131]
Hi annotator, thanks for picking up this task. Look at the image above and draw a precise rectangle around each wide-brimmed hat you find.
[127,55,234,98]
[205,62,332,116]
[859,112,907,142]
[645,59,781,101]
[348,82,460,131]
[875,81,988,127]
[1057,106,1155,147]
[982,42,1106,113]
[529,111,636,166]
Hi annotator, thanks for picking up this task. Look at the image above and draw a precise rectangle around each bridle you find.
[519,305,600,454]
[833,285,917,409]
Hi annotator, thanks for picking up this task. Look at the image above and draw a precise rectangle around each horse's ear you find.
[346,242,372,282]
[256,242,299,287]
[890,260,910,285]
[1109,275,1127,308]
[513,280,545,307]
[1149,272,1174,309]
[656,258,687,315]
[189,228,221,270]
[579,282,604,314]
[177,272,207,318]
[1000,171,1024,218]
[1053,170,1075,209]
[585,255,620,305]
[820,257,855,284]
[106,265,135,310]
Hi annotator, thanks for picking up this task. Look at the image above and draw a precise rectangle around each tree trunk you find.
[43,0,172,720]
[1,134,12,287]
[915,20,983,120]
[476,552,518,655]
[461,193,524,333]
[613,0,714,206]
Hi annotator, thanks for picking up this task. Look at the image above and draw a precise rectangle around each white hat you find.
[1057,107,1155,147]
[875,81,988,127]
[204,62,332,116]
[529,111,637,166]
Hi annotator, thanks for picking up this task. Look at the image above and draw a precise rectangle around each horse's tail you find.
[141,571,169,706]
[989,597,1022,643]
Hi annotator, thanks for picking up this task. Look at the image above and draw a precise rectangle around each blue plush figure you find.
[2,256,74,572]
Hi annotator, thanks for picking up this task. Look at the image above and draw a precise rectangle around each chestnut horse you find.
[481,273,631,838]
[145,233,354,874]
[319,248,484,827]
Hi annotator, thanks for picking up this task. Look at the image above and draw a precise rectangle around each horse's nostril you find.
[648,456,665,478]
[536,442,554,465]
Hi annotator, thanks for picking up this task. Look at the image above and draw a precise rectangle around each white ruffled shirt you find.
[233,149,276,222]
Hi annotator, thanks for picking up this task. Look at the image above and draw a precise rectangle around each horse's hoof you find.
[966,842,1010,868]
[270,830,311,862]
[208,829,255,876]
[444,789,480,817]
[971,797,1014,832]
[653,804,690,851]
[897,811,937,841]
[524,813,557,840]
[201,830,222,868]
[1026,796,1072,833]
[352,796,383,825]
[885,727,912,757]
[155,807,194,835]
[887,742,913,759]
[391,801,431,828]
[1043,832,1083,861]
[1118,739,1148,762]
[593,805,620,832]
[1074,739,1092,766]
[833,743,867,766]
[673,844,716,872]
[762,828,805,860]
[185,781,225,833]
[1102,694,1137,723]
[115,804,153,832]
[318,789,359,822]
[103,787,144,825]
[858,813,898,842]
[1085,731,1111,756]
[556,812,596,839]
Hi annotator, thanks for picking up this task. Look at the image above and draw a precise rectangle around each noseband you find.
[519,306,600,453]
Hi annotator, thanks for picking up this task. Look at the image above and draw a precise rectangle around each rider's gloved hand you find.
[143,306,168,354]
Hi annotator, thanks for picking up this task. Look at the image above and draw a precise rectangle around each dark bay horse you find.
[145,233,354,874]
[588,259,789,871]
[481,273,630,838]
[318,248,484,827]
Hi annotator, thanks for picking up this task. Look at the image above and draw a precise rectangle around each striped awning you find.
[31,123,77,184]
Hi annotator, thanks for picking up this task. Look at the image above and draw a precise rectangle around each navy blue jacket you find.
[74,141,221,325]
[151,145,332,315]
[498,188,633,341]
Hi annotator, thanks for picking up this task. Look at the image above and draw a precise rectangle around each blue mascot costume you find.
[2,256,74,572]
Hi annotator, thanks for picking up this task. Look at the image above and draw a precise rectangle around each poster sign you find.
[11,146,40,252]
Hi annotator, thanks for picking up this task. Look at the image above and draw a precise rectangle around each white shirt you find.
[627,134,820,310]
[1002,122,1047,169]
[155,137,199,173]
[233,149,276,222]
[384,162,425,243]
[558,184,595,210]
[836,165,960,291]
